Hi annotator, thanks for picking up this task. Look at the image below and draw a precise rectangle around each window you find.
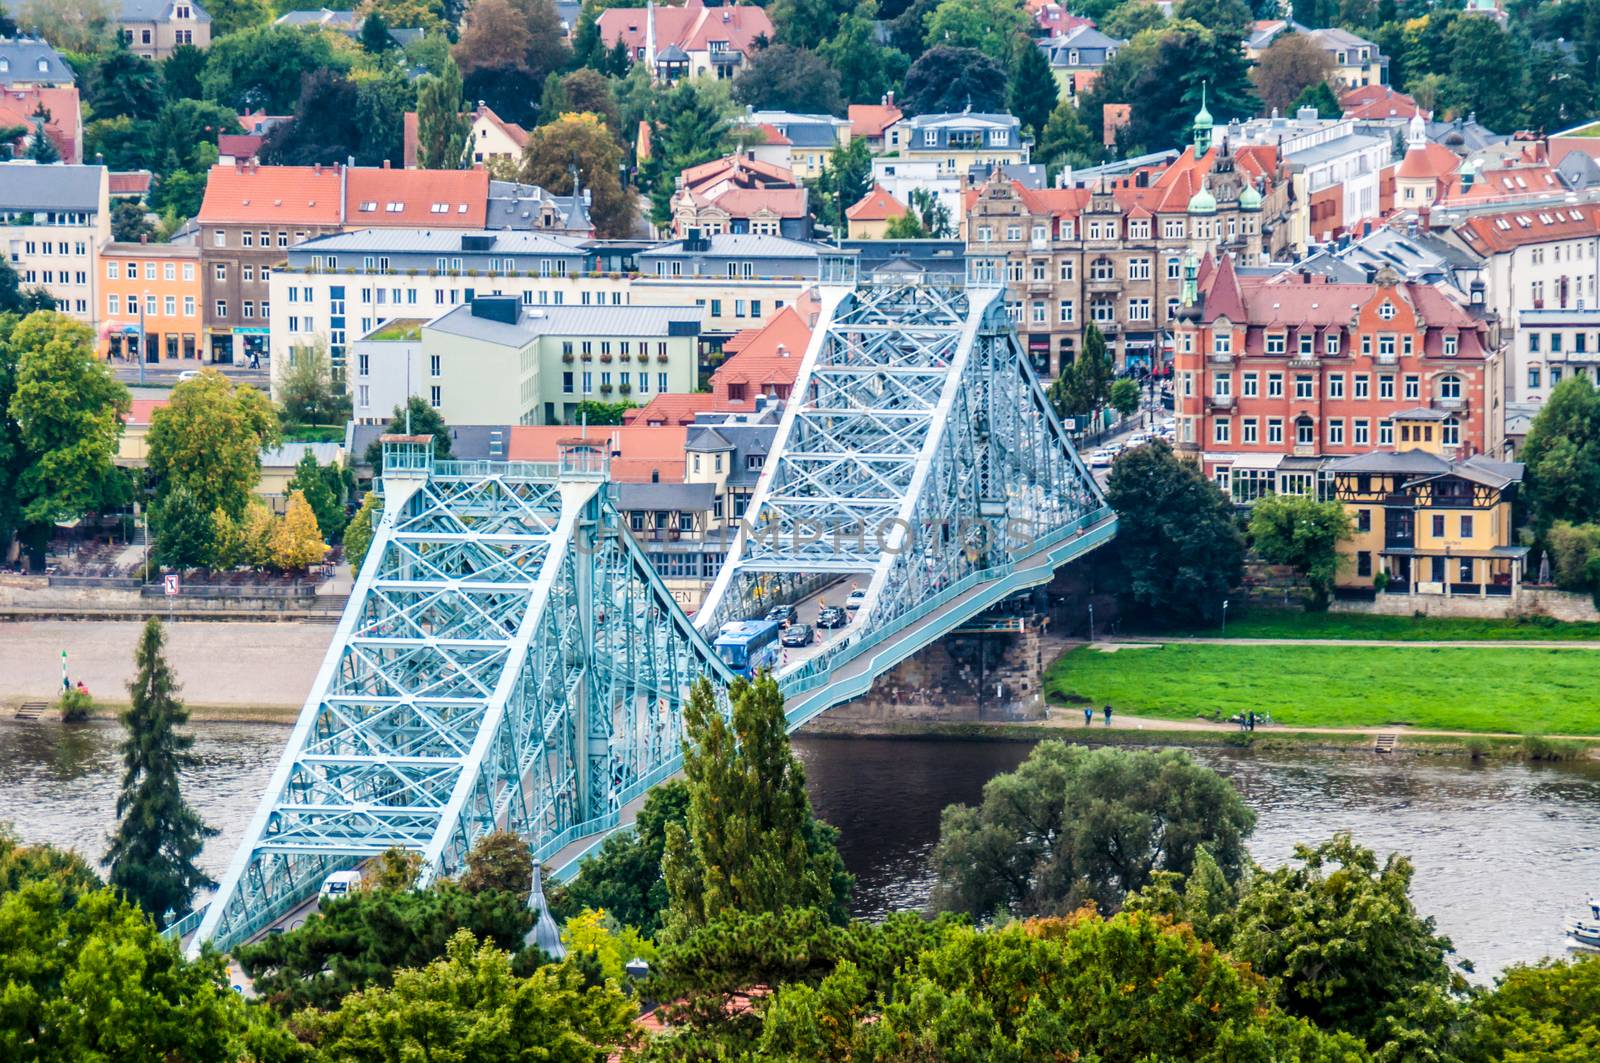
[1128,298,1151,321]
[1214,373,1232,397]
[1127,258,1151,280]
[241,231,253,248]
[242,300,254,319]
[1325,333,1341,355]
[430,354,441,377]
[430,386,441,408]
[1529,366,1542,389]
[214,263,227,281]
[1058,301,1074,323]
[1294,375,1313,400]
[1379,375,1395,400]
[1213,334,1232,355]
[1358,551,1372,577]
[1166,256,1182,280]
[1377,300,1396,320]
[1432,515,1445,537]
[183,296,194,316]
[1214,419,1231,444]
[1442,415,1460,447]
[1404,374,1420,400]
[164,296,175,315]
[1059,260,1075,281]
[1328,374,1345,399]
[1356,509,1371,532]
[106,261,119,279]
[1266,333,1286,355]
[107,294,119,315]
[1090,257,1115,281]
[1328,419,1345,446]
[1267,372,1283,398]
[215,300,227,317]
[1267,418,1283,444]
[658,372,668,392]
[1296,417,1315,445]
[243,265,254,282]
[1354,418,1369,445]
[1443,333,1458,356]
[1242,418,1258,444]
[163,262,175,281]
[1379,419,1393,445]
[582,370,592,392]
[1299,334,1314,357]
[1242,372,1258,398]
[1354,373,1369,400]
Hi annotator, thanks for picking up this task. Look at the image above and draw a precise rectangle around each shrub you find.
[1522,735,1584,761]
[57,688,93,723]
[1463,736,1491,761]
[1545,522,1600,590]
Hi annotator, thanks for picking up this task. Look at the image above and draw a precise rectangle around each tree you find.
[361,8,393,52]
[271,490,328,573]
[1175,0,1251,38]
[147,370,279,523]
[1008,33,1058,139]
[460,831,533,896]
[300,930,636,1062]
[819,15,910,105]
[1248,493,1353,608]
[930,743,1254,918]
[1464,954,1600,1062]
[161,44,207,102]
[203,0,272,37]
[661,676,853,937]
[7,311,129,530]
[262,69,365,166]
[287,452,350,544]
[414,57,472,170]
[1101,0,1168,38]
[733,44,844,116]
[1443,14,1524,135]
[924,0,1030,63]
[111,199,156,243]
[25,118,59,163]
[366,396,454,472]
[1251,32,1337,114]
[1109,376,1140,419]
[1228,833,1466,1054]
[89,46,164,121]
[454,0,533,78]
[1291,79,1342,118]
[235,881,536,1015]
[11,0,116,53]
[902,45,1008,115]
[572,398,635,425]
[906,186,953,236]
[519,112,634,238]
[104,619,215,927]
[1051,322,1113,418]
[279,339,350,428]
[644,80,735,224]
[1105,439,1245,624]
[152,483,217,571]
[1520,376,1600,532]
[770,0,855,49]
[550,780,688,938]
[883,212,928,238]
[343,492,382,573]
[240,500,278,570]
[360,0,448,34]
[560,68,621,135]
[210,506,245,571]
[201,26,350,113]
[1037,97,1100,172]
[806,137,874,236]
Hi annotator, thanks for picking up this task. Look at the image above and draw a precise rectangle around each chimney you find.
[382,159,390,169]
[314,162,321,174]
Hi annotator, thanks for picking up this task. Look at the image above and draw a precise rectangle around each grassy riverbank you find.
[1044,642,1600,735]
[1148,607,1600,642]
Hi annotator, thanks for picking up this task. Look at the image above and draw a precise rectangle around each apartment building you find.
[118,0,211,60]
[964,126,1284,377]
[669,154,809,239]
[881,111,1028,179]
[99,242,202,362]
[0,161,110,327]
[0,39,75,88]
[1039,24,1122,103]
[1172,256,1495,498]
[739,111,851,179]
[1228,109,1391,245]
[402,103,528,169]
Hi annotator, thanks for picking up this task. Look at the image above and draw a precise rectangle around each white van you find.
[318,870,362,899]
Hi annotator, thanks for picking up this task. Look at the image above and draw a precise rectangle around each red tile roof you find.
[701,187,808,218]
[123,398,169,426]
[624,393,719,426]
[848,102,903,139]
[507,426,687,482]
[1439,163,1562,205]
[1454,204,1600,255]
[1340,85,1420,121]
[216,134,262,160]
[711,305,810,407]
[678,154,797,192]
[598,0,773,56]
[1395,142,1459,181]
[197,163,344,225]
[847,185,907,222]
[345,166,488,227]
[108,170,152,196]
[0,86,80,164]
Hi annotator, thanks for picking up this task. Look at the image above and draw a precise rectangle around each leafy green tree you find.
[287,452,350,544]
[205,0,272,36]
[459,830,533,897]
[1248,493,1353,609]
[733,44,844,116]
[263,67,411,168]
[279,339,351,429]
[1101,0,1168,38]
[161,44,207,101]
[8,311,130,532]
[111,199,156,243]
[236,880,536,1016]
[931,742,1254,918]
[1109,376,1140,419]
[1175,0,1251,37]
[104,619,215,927]
[152,483,217,571]
[1443,13,1525,134]
[1106,439,1245,623]
[360,8,394,52]
[415,57,471,169]
[1008,33,1058,139]
[148,369,280,525]
[343,491,382,573]
[301,930,636,1062]
[0,315,28,554]
[902,45,1008,115]
[559,68,622,136]
[806,137,873,236]
[10,0,117,53]
[89,46,164,120]
[0,823,100,901]
[1291,79,1343,118]
[819,15,910,104]
[550,780,688,937]
[365,396,454,472]
[662,675,853,937]
[1228,833,1467,1055]
[770,0,856,50]
[571,398,635,425]
[1037,97,1101,172]
[25,118,59,163]
[0,881,303,1062]
[1520,376,1600,532]
[518,112,633,238]
[924,0,1030,64]
[1463,954,1600,1062]
[201,25,351,113]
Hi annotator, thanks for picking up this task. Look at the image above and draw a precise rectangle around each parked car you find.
[845,588,867,612]
[177,369,201,381]
[816,606,848,628]
[765,604,798,626]
[1087,449,1115,467]
[780,623,814,647]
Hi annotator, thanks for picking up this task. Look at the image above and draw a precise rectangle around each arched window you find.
[1295,415,1315,445]
[1437,374,1462,400]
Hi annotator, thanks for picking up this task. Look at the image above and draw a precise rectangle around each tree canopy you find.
[1521,376,1600,533]
[1248,493,1354,607]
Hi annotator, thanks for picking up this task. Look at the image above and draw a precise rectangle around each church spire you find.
[1193,82,1213,154]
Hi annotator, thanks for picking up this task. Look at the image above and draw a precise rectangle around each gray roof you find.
[0,162,104,211]
[656,43,689,62]
[615,481,716,512]
[684,426,732,452]
[1310,26,1379,49]
[637,233,842,259]
[896,111,1019,130]
[275,8,359,27]
[0,38,75,86]
[260,441,343,469]
[293,228,588,256]
[844,238,965,274]
[1296,226,1482,287]
[1327,446,1522,490]
[1427,117,1506,155]
[1556,150,1600,191]
[428,302,703,346]
[347,423,513,468]
[487,180,592,234]
[120,0,212,22]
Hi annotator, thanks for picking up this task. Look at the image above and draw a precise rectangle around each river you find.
[3,719,1596,977]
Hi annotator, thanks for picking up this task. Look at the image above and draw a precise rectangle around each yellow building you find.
[1326,409,1526,602]
[845,185,908,240]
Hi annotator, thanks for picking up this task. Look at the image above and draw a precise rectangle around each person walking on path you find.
[1084,705,1094,726]
[1103,704,1113,726]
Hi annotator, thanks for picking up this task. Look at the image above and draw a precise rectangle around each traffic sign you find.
[164,574,181,597]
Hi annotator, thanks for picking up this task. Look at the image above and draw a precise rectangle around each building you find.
[98,242,202,363]
[633,232,849,339]
[344,296,701,426]
[0,85,81,163]
[848,97,903,153]
[258,441,345,512]
[881,111,1029,179]
[0,39,75,88]
[1294,224,1485,293]
[1327,423,1525,602]
[1393,112,1462,210]
[1246,22,1387,89]
[1227,109,1391,244]
[117,0,211,60]
[739,110,850,179]
[1172,256,1495,494]
[845,185,908,240]
[1340,85,1421,123]
[343,165,489,229]
[108,170,152,201]
[1509,307,1600,429]
[0,161,110,327]
[1038,25,1122,103]
[598,0,773,81]
[669,154,809,239]
[964,117,1285,376]
[487,179,593,236]
[402,103,528,169]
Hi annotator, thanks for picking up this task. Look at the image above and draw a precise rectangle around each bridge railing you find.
[434,460,561,482]
[160,903,209,942]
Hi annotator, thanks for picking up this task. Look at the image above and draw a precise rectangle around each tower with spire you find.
[1192,83,1213,155]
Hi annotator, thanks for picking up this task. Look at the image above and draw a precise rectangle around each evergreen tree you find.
[1008,33,1058,139]
[365,396,454,472]
[415,57,470,170]
[361,9,393,53]
[26,118,59,163]
[104,619,216,927]
[1037,97,1099,173]
[661,675,852,938]
[536,70,568,125]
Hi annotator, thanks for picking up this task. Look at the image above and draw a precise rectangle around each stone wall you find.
[0,573,343,615]
[1331,587,1600,623]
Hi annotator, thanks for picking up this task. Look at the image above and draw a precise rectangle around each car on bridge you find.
[780,623,814,647]
[765,604,799,626]
[845,588,866,612]
[816,605,848,628]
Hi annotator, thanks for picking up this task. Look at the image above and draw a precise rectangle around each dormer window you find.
[922,129,938,146]
[1443,333,1458,356]
[992,129,1008,146]
[0,59,9,73]
[37,59,47,73]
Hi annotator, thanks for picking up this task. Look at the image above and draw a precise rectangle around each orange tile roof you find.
[847,185,907,222]
[507,425,687,482]
[598,0,773,55]
[703,187,808,218]
[1340,85,1420,120]
[344,167,488,227]
[1455,204,1600,255]
[756,122,790,146]
[1395,142,1458,181]
[624,393,719,426]
[123,398,169,426]
[848,102,903,139]
[0,86,80,163]
[1439,163,1562,204]
[198,163,344,225]
[108,170,152,196]
[711,305,809,407]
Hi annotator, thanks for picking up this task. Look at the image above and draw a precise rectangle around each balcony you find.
[1373,351,1398,366]
[1208,394,1236,411]
[1433,396,1466,411]
[1026,277,1054,294]
[1207,351,1235,365]
[1086,276,1120,293]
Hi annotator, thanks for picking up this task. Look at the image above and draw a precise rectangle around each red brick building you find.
[1173,255,1495,501]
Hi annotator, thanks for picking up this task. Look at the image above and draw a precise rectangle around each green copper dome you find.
[1238,182,1262,211]
[1188,182,1217,215]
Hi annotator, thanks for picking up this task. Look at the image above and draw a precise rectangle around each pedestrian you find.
[1103,703,1113,726]
[1247,710,1255,731]
[1083,705,1093,726]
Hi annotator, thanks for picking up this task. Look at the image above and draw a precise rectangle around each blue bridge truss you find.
[190,274,1115,953]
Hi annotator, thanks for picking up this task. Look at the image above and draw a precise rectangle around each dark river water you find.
[4,719,1598,977]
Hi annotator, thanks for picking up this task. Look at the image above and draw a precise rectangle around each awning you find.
[1208,452,1283,470]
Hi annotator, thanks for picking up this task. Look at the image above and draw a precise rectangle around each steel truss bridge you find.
[189,274,1116,954]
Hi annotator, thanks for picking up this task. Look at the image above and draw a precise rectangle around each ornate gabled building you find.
[669,154,809,239]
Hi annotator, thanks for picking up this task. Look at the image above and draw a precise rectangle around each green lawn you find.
[1044,643,1600,734]
[1157,608,1600,642]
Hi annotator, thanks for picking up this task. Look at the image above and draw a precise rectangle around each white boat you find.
[1567,899,1600,946]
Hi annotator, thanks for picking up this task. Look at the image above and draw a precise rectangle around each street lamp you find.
[137,290,147,387]
[1221,598,1230,635]
[1088,600,1095,643]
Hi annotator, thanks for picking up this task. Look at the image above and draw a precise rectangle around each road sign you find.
[164,574,181,597]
